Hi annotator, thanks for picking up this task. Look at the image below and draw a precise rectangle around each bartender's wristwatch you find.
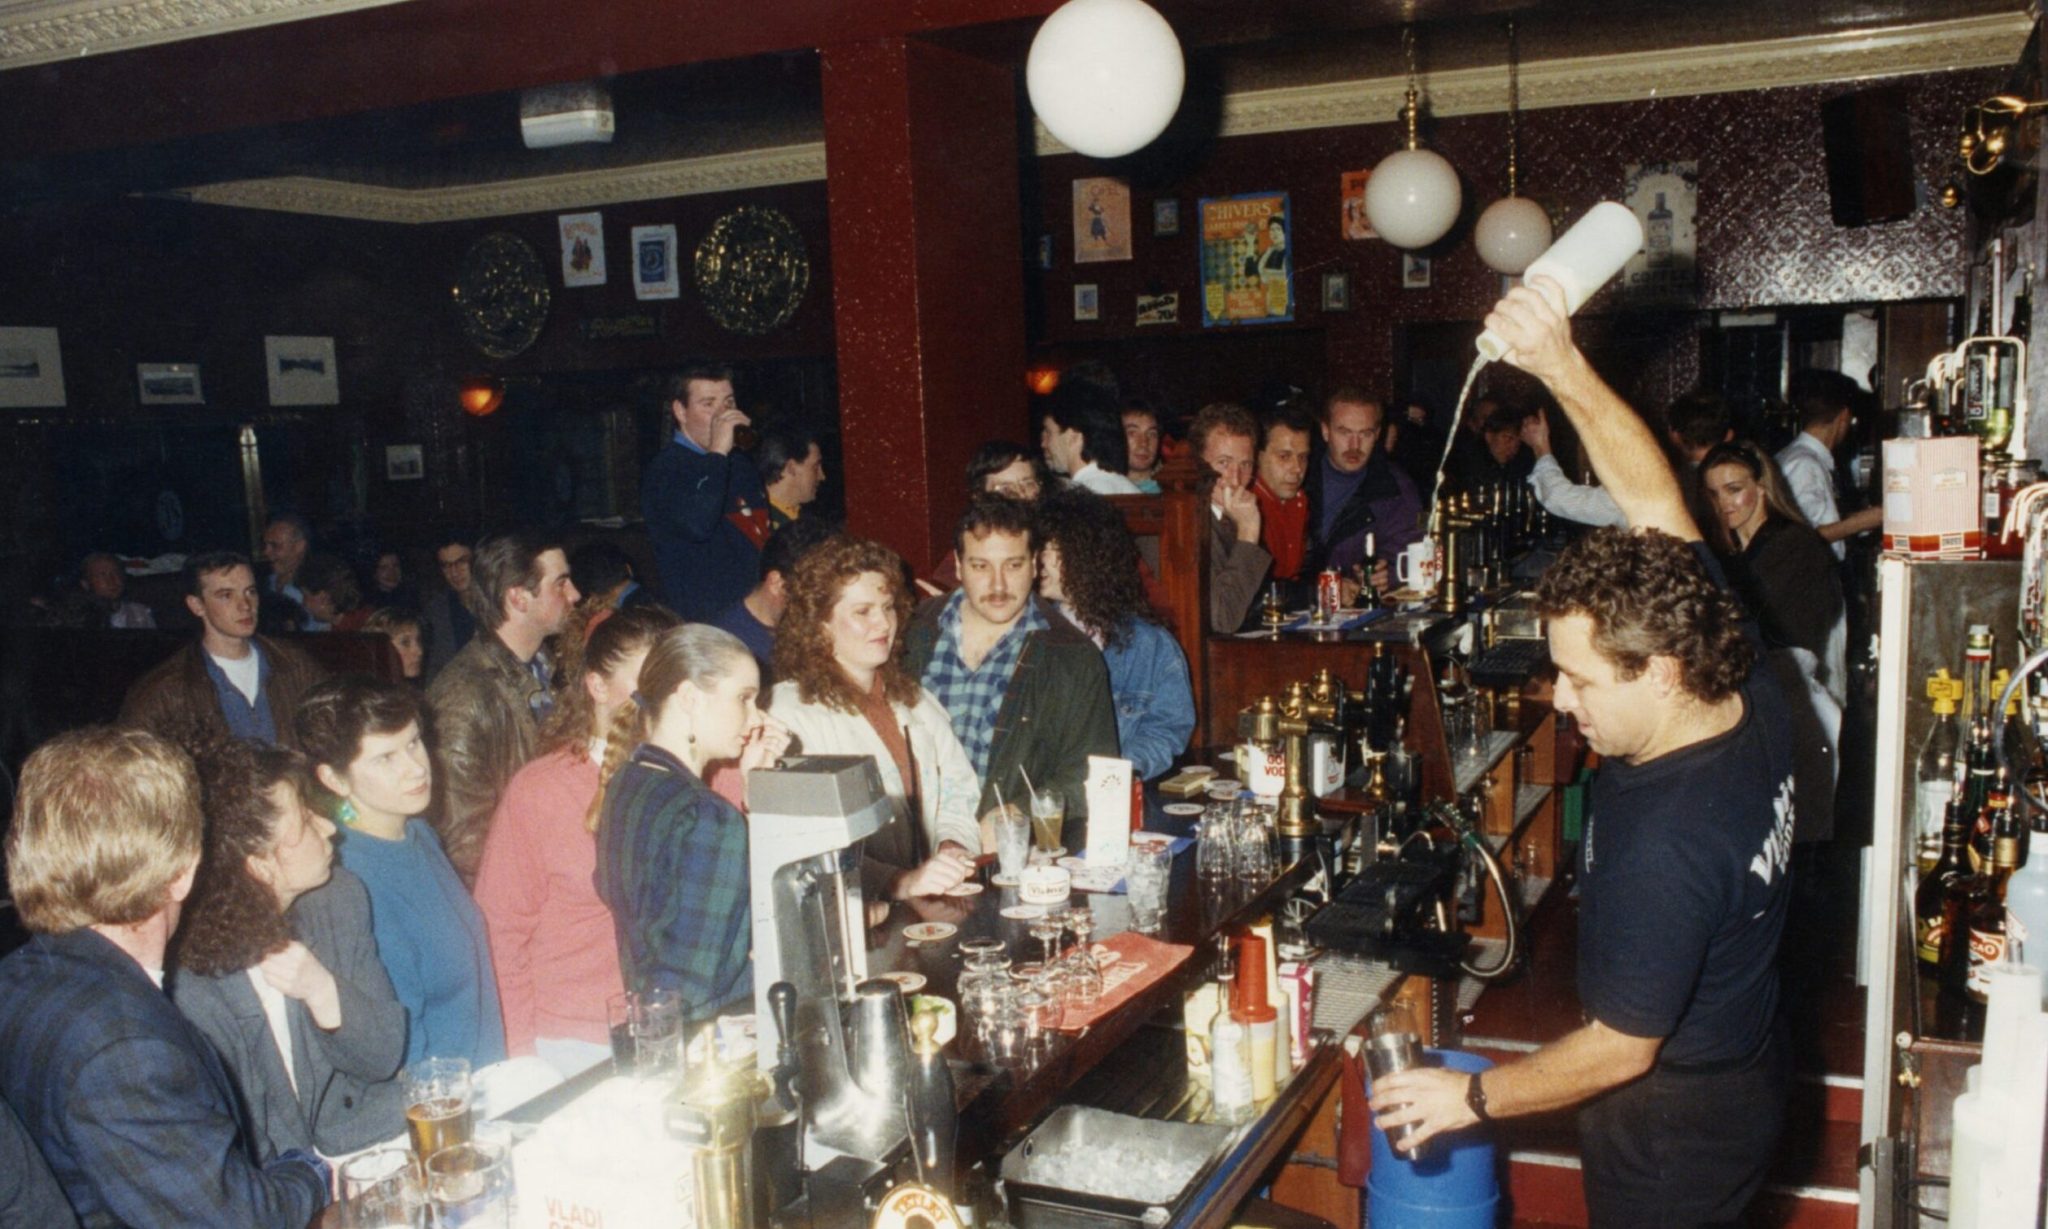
[1465,1072,1491,1123]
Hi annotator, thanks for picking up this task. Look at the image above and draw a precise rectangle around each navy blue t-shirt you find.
[1576,543,1795,1068]
[710,598,776,684]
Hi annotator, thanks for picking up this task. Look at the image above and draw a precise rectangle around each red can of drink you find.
[1317,569,1341,616]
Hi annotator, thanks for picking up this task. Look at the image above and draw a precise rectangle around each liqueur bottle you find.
[1916,798,1971,971]
[2003,810,2048,1004]
[1963,813,2023,1012]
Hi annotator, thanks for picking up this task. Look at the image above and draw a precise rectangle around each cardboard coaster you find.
[946,882,985,897]
[879,971,927,993]
[1162,802,1203,816]
[1000,904,1046,920]
[990,872,1022,887]
[903,922,957,944]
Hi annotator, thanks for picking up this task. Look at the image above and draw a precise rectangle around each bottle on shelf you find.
[1917,797,1972,971]
[2004,810,2048,1006]
[1914,670,1963,872]
[1209,947,1255,1125]
[1963,807,2024,1008]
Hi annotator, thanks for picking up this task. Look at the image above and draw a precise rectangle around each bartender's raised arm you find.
[1482,277,1700,543]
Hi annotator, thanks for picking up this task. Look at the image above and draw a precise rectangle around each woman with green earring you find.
[298,675,506,1069]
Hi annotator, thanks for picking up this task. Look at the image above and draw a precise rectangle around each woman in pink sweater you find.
[473,603,679,1076]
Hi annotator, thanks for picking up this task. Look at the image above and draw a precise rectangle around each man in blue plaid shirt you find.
[0,727,331,1227]
[906,497,1120,831]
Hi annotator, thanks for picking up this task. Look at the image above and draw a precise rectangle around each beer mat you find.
[991,872,1022,886]
[878,971,927,993]
[903,922,957,943]
[1067,863,1126,893]
[1057,856,1086,870]
[1058,932,1194,1030]
[1136,832,1196,856]
[1001,904,1046,920]
[946,882,985,896]
[1162,802,1204,816]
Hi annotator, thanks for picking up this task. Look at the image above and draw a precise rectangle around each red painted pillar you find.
[822,38,1029,574]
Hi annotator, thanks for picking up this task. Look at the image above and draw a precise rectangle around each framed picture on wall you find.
[1321,271,1351,312]
[631,224,680,300]
[1073,178,1132,263]
[1074,283,1101,322]
[1198,192,1292,327]
[558,211,607,287]
[1153,198,1181,237]
[385,444,425,481]
[1401,254,1431,290]
[137,363,203,404]
[264,335,339,405]
[0,327,65,408]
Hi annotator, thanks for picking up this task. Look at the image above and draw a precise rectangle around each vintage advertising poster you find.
[1340,171,1375,240]
[1199,192,1292,327]
[558,211,606,287]
[631,224,680,300]
[1073,178,1133,263]
[1622,161,1697,305]
[1135,292,1179,326]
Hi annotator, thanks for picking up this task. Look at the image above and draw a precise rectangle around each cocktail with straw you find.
[1019,766,1064,858]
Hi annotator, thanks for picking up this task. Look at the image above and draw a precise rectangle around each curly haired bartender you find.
[1371,281,1797,1228]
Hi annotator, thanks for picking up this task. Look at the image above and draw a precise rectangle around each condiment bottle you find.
[1234,934,1279,1102]
[1209,953,1255,1124]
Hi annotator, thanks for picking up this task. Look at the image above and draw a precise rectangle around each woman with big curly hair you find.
[1034,488,1194,780]
[170,739,407,1159]
[474,602,678,1076]
[768,536,984,900]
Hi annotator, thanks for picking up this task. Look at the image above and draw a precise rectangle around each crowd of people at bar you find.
[1,306,1878,1222]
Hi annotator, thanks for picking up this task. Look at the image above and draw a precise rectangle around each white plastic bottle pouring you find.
[1475,201,1644,362]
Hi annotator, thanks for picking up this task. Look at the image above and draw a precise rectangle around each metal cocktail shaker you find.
[1364,1004,1422,1150]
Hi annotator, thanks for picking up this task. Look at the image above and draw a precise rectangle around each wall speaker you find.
[1822,85,1917,228]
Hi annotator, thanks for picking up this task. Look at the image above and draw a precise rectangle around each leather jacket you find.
[425,630,547,881]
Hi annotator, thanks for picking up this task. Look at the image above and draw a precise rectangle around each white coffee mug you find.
[1396,539,1441,594]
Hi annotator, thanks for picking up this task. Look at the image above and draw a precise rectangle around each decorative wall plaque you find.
[692,206,810,335]
[453,232,551,359]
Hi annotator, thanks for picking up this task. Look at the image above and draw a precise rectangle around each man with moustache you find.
[1304,389,1422,583]
[904,497,1119,828]
[121,551,324,749]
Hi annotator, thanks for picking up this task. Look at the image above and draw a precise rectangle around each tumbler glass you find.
[1125,843,1172,933]
[993,804,1032,879]
[607,987,682,1078]
[338,1149,422,1228]
[401,1059,473,1162]
[425,1140,514,1228]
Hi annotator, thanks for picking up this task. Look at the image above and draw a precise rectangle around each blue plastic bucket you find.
[1364,1048,1499,1222]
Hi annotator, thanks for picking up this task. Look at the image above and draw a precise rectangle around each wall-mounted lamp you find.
[1961,94,2048,176]
[459,375,505,417]
[1026,365,1062,396]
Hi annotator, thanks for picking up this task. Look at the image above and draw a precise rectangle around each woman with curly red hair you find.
[768,536,984,899]
[169,739,407,1159]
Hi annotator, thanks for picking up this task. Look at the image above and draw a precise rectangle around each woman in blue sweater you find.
[298,676,506,1069]
[1035,489,1194,780]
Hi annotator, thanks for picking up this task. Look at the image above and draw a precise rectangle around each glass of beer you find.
[402,1058,474,1161]
[1029,786,1065,857]
[425,1140,514,1229]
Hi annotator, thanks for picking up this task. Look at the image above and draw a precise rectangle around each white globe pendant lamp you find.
[1475,20,1552,274]
[1364,26,1461,250]
[1026,0,1186,159]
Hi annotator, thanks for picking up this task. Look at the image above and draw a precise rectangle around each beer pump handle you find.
[767,981,801,1111]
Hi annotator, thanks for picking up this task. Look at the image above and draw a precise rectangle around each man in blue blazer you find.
[0,726,331,1228]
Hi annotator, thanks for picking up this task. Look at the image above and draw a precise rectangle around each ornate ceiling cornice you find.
[169,12,2028,223]
[0,0,412,68]
[162,142,831,223]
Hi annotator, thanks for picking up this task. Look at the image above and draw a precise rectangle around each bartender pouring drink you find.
[1371,281,1797,1228]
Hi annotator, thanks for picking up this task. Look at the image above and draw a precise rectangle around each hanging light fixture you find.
[1364,25,1462,250]
[1475,20,1552,274]
[1026,0,1185,159]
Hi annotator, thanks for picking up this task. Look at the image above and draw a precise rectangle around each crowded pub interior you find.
[3,1,2048,1226]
